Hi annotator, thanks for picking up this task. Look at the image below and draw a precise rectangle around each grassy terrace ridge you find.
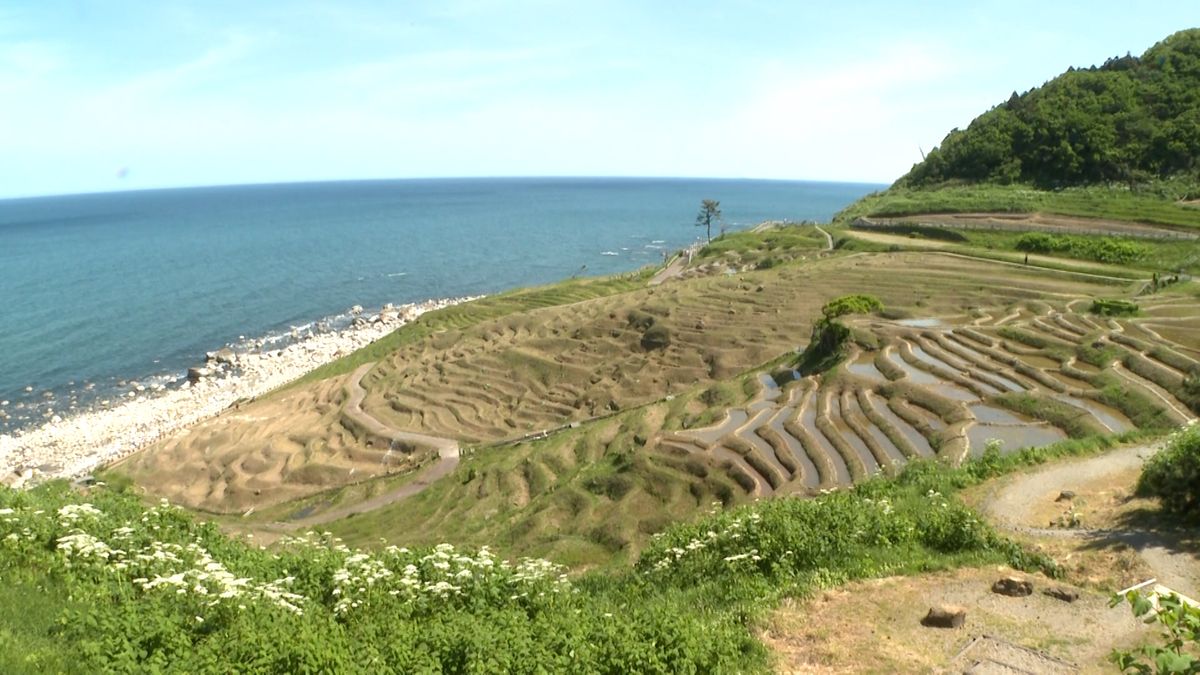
[828,223,1200,277]
[291,268,655,387]
[834,183,1200,231]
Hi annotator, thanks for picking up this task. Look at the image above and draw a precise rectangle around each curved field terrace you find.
[661,305,1197,498]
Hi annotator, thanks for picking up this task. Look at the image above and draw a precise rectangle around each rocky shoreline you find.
[0,296,476,488]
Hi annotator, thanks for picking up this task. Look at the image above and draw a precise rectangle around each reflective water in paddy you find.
[845,394,906,465]
[895,318,945,328]
[968,403,1026,425]
[829,394,880,475]
[799,394,851,484]
[1050,394,1133,433]
[884,351,941,385]
[869,393,935,456]
[967,424,1066,456]
[927,382,980,401]
[684,409,748,446]
[846,353,885,381]
[766,407,820,487]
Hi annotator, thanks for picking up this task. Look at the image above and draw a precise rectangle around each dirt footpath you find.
[977,443,1199,599]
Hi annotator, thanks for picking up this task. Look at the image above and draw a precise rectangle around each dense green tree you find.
[901,29,1200,190]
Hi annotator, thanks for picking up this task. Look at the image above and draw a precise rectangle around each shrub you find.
[1136,425,1200,522]
[1015,233,1147,264]
[821,294,883,320]
[640,324,672,351]
[796,295,884,374]
[626,310,656,331]
[1090,298,1140,316]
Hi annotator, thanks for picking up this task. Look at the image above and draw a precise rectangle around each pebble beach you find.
[0,297,474,487]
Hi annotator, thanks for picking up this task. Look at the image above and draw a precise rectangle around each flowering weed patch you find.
[0,432,1131,673]
[0,483,758,673]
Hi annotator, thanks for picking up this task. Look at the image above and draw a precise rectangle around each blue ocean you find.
[0,178,879,431]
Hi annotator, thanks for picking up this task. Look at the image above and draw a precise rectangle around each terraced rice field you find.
[120,252,1198,529]
[660,304,1198,498]
[354,253,1136,444]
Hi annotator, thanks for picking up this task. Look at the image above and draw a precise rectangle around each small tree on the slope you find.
[796,294,884,374]
[696,199,722,242]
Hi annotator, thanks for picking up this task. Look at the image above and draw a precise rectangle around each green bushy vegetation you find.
[1136,424,1200,522]
[835,30,1200,237]
[696,225,825,261]
[796,295,883,374]
[952,228,1199,274]
[1015,232,1147,264]
[5,431,1153,673]
[0,485,758,673]
[1111,589,1200,673]
[902,29,1200,190]
[1090,298,1140,316]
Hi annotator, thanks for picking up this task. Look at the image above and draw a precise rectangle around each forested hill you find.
[901,28,1200,189]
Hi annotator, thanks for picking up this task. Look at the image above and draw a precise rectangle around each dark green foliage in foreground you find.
[1111,589,1200,673]
[902,29,1200,189]
[0,485,759,674]
[1091,298,1141,316]
[1137,424,1200,522]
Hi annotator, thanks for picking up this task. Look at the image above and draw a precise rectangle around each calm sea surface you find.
[0,177,879,430]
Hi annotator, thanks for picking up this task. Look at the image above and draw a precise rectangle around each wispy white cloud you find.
[99,29,265,99]
[709,42,990,181]
[0,40,65,92]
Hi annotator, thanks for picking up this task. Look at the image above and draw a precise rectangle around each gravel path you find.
[980,442,1199,599]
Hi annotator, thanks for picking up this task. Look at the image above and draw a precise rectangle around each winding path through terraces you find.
[284,363,460,527]
[978,442,1199,600]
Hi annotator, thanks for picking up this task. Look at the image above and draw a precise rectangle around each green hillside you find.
[837,28,1200,231]
[906,29,1200,190]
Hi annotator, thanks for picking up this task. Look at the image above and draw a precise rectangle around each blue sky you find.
[0,1,1196,198]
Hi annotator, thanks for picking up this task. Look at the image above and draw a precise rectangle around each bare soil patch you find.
[762,566,1148,673]
[115,373,429,514]
[870,212,1199,239]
